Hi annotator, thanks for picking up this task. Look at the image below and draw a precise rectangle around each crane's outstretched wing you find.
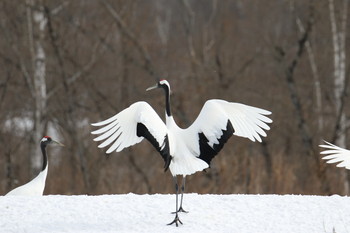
[320,141,350,169]
[91,101,171,169]
[184,99,272,165]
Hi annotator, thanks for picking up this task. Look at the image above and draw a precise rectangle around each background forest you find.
[0,0,349,196]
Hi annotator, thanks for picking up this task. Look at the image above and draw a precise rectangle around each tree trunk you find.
[295,18,323,139]
[27,0,48,174]
[328,0,349,193]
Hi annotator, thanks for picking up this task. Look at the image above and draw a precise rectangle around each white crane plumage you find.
[320,141,350,169]
[5,136,64,196]
[91,80,272,226]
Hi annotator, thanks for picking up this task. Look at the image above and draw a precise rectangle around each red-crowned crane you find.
[91,80,272,226]
[320,141,350,169]
[6,136,64,196]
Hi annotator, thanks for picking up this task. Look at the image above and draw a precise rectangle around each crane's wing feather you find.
[185,99,272,165]
[320,141,350,169]
[91,102,170,168]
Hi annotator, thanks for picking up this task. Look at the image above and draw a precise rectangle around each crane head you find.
[41,136,65,147]
[146,79,170,92]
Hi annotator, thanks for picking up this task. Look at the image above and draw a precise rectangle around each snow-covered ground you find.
[1,193,350,233]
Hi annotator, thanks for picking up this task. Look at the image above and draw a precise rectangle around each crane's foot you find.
[171,206,188,214]
[178,206,188,213]
[167,214,183,227]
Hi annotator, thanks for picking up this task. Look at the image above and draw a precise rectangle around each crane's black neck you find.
[163,85,172,117]
[40,143,48,171]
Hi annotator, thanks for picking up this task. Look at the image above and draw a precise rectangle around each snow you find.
[1,193,350,233]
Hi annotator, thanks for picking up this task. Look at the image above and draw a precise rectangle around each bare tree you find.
[328,0,349,193]
[277,15,314,157]
[26,0,48,174]
[328,0,348,146]
[101,0,159,81]
[291,1,323,138]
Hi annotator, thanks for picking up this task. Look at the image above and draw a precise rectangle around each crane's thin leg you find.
[168,176,182,227]
[178,176,188,213]
[172,176,188,213]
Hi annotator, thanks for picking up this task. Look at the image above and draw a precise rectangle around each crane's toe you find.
[178,206,188,213]
[167,214,183,227]
[171,206,188,214]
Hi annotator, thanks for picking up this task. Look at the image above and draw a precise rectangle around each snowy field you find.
[1,193,350,233]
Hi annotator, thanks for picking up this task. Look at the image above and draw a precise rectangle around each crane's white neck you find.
[166,114,175,126]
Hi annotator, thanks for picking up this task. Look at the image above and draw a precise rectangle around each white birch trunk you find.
[328,0,348,193]
[27,0,48,173]
[295,17,323,137]
[155,0,171,46]
[329,0,348,147]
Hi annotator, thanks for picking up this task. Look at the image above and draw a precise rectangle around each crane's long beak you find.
[53,140,65,147]
[146,83,158,91]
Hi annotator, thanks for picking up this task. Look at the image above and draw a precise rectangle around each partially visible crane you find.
[320,141,350,169]
[6,136,64,196]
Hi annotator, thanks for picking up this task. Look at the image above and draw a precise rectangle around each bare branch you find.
[292,1,324,138]
[181,0,201,66]
[101,0,158,81]
[50,1,69,16]
[278,6,315,159]
[45,2,109,100]
[26,0,35,71]
[331,71,350,143]
[47,39,103,100]
[0,2,35,97]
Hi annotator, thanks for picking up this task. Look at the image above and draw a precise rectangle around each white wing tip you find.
[91,121,106,127]
[263,110,272,115]
[319,140,332,146]
[91,130,99,135]
[105,149,115,154]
